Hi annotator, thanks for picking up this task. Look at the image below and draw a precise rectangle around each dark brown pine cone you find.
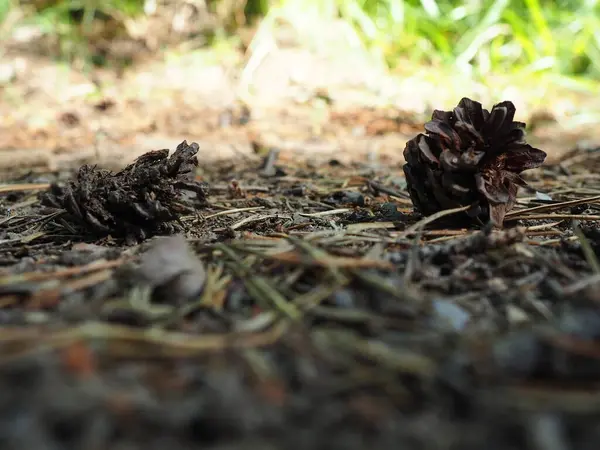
[403,97,547,226]
[40,140,210,242]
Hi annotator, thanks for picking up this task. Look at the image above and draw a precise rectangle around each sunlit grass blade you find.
[523,0,555,56]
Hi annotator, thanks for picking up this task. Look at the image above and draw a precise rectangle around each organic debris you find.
[2,105,600,449]
[40,141,209,242]
[403,97,547,227]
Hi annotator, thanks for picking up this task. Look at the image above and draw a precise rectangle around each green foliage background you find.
[1,0,600,83]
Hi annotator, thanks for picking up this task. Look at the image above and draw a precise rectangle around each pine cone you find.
[40,140,210,241]
[403,98,546,226]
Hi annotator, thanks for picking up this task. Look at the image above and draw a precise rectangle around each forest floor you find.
[2,26,600,450]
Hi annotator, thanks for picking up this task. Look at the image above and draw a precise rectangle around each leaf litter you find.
[1,105,600,449]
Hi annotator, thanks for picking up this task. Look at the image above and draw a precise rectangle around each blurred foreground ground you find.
[1,20,600,175]
[4,12,600,450]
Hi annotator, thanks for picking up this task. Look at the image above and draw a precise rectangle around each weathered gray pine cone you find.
[41,140,209,241]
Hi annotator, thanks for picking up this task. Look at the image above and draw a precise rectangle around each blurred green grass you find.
[1,0,600,84]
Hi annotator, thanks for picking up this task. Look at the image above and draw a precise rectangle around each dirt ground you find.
[3,29,600,450]
[2,31,600,176]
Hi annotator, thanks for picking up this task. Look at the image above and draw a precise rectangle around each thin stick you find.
[508,214,600,221]
[203,206,265,219]
[507,195,600,218]
[299,208,352,218]
[399,204,473,237]
[229,214,291,231]
[0,183,50,193]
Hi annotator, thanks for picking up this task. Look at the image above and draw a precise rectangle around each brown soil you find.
[1,35,600,176]
[2,22,600,450]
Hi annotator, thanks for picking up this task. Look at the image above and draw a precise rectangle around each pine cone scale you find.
[414,137,439,164]
[423,121,460,148]
[502,145,547,171]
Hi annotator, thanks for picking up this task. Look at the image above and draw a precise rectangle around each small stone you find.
[506,305,529,325]
[137,235,206,303]
[431,299,471,331]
